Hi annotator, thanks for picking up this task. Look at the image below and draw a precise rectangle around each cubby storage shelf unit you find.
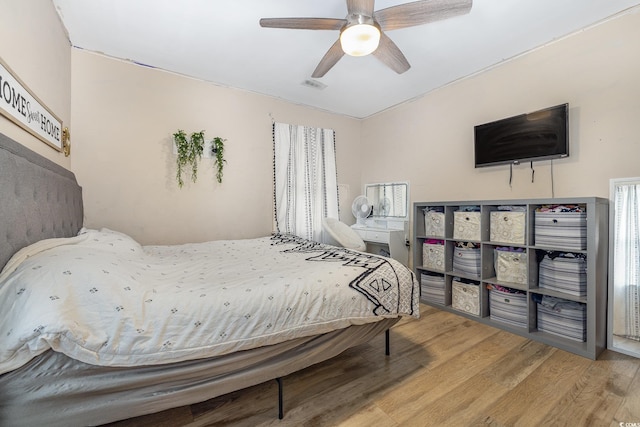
[413,197,608,359]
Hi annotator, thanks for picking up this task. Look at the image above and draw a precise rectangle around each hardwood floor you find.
[106,304,640,426]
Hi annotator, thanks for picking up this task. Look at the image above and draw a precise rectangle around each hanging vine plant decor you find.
[173,129,189,188]
[173,130,205,188]
[189,130,205,182]
[212,136,227,183]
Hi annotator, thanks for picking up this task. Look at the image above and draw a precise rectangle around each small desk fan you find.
[352,195,371,226]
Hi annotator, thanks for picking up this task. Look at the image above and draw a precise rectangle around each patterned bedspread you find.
[0,229,418,375]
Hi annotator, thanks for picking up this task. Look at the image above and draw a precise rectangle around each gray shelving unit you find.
[413,197,608,360]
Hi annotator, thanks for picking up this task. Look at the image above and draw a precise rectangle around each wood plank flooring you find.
[105,304,640,426]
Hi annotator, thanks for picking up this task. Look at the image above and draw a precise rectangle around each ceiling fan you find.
[259,0,473,78]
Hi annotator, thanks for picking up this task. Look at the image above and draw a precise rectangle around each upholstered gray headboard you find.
[0,132,83,269]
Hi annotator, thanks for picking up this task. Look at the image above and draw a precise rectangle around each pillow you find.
[322,218,366,251]
[81,228,143,255]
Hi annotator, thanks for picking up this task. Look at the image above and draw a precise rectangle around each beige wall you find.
[6,2,639,248]
[70,51,362,245]
[0,0,71,168]
[362,10,640,206]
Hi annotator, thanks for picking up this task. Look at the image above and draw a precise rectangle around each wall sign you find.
[0,58,63,151]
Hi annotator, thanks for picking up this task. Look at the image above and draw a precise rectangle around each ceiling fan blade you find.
[346,0,375,17]
[259,17,346,30]
[372,33,410,74]
[375,0,472,31]
[312,39,345,78]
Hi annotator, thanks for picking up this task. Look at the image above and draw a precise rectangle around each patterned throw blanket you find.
[0,229,418,375]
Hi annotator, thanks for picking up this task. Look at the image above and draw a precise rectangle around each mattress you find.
[0,229,419,375]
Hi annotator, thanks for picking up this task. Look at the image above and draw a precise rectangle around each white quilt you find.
[0,229,418,375]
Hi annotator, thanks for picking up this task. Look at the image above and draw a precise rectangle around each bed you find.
[0,132,419,426]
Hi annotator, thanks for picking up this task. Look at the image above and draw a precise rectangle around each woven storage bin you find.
[424,210,445,237]
[495,249,528,285]
[421,272,445,305]
[452,246,481,277]
[453,211,481,241]
[535,211,587,250]
[489,287,527,328]
[422,242,445,271]
[538,253,587,297]
[536,296,586,342]
[490,211,525,244]
[452,280,480,316]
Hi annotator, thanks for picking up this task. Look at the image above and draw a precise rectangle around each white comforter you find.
[0,229,418,375]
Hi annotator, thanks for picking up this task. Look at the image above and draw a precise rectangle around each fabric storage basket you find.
[453,210,481,241]
[424,210,445,238]
[489,286,527,328]
[421,272,445,305]
[490,211,525,244]
[538,253,587,297]
[452,279,480,316]
[536,295,586,342]
[535,211,587,250]
[452,245,481,277]
[422,241,445,271]
[494,249,528,285]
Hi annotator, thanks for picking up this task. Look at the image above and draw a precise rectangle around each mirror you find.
[365,182,408,219]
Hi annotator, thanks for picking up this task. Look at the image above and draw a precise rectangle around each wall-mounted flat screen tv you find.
[474,103,569,168]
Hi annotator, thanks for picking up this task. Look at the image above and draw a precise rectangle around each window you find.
[273,122,339,242]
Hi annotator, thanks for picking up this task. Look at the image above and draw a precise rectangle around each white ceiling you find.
[52,0,640,119]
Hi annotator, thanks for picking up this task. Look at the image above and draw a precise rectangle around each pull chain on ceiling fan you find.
[259,0,472,78]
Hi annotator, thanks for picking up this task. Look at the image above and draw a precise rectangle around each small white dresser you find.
[352,219,408,265]
[350,182,409,266]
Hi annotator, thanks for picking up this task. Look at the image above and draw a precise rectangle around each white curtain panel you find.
[612,182,640,341]
[273,122,339,242]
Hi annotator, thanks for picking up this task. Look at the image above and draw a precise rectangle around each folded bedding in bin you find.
[534,294,586,342]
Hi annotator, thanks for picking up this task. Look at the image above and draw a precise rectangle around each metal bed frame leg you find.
[275,329,390,419]
[276,377,284,419]
[385,329,390,356]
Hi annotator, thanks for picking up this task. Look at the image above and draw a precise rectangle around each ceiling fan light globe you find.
[340,24,380,57]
